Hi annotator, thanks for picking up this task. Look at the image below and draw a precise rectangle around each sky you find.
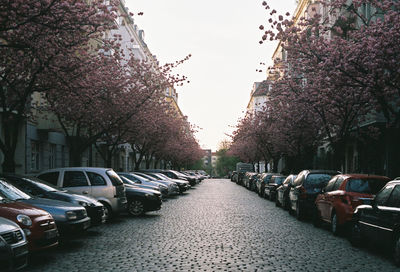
[126,0,297,151]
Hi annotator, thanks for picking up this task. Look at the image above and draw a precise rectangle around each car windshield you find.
[304,174,333,189]
[154,173,168,180]
[119,175,136,186]
[130,173,151,182]
[136,173,156,181]
[22,177,61,192]
[0,180,31,200]
[274,177,286,185]
[346,178,387,194]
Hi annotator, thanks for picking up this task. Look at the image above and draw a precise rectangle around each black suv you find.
[264,175,287,201]
[350,180,400,266]
[289,170,339,220]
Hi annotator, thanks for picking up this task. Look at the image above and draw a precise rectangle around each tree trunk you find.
[0,114,22,173]
[134,152,144,170]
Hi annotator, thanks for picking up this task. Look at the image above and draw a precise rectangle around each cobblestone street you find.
[27,179,398,271]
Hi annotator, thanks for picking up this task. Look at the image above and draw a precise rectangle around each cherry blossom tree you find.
[257,0,400,170]
[0,0,118,172]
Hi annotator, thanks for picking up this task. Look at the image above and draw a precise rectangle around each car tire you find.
[331,212,340,236]
[128,200,145,216]
[312,208,322,228]
[296,202,304,220]
[102,203,113,222]
[275,197,280,207]
[393,236,400,266]
[282,197,288,210]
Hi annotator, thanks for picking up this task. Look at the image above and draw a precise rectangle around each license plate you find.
[45,229,58,239]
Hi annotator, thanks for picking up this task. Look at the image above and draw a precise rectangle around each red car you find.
[0,200,59,252]
[314,174,390,235]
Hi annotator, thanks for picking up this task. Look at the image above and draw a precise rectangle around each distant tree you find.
[215,148,240,177]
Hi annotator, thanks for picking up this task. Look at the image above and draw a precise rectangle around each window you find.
[375,185,394,206]
[61,146,65,167]
[38,172,59,186]
[63,171,88,187]
[386,186,400,208]
[49,144,56,169]
[87,172,106,186]
[31,140,40,171]
[346,178,387,194]
[333,177,344,191]
[324,177,337,192]
[361,3,372,21]
[304,174,333,189]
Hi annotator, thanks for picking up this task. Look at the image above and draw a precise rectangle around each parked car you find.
[256,173,279,197]
[141,172,190,194]
[133,172,180,196]
[2,174,106,226]
[243,172,258,190]
[123,182,162,216]
[231,171,238,182]
[0,179,91,235]
[276,175,297,209]
[0,217,29,271]
[350,180,400,266]
[314,174,389,234]
[183,171,203,182]
[264,175,287,201]
[0,199,58,252]
[173,171,197,186]
[289,170,339,220]
[118,172,169,198]
[37,167,127,220]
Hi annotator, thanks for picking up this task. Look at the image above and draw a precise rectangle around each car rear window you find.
[271,176,286,185]
[304,174,333,189]
[106,170,123,186]
[87,172,107,186]
[37,172,59,186]
[346,178,387,194]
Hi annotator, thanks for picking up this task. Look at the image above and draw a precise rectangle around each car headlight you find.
[17,214,32,227]
[78,201,90,207]
[66,211,77,220]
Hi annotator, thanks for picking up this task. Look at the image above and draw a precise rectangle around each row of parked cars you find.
[231,169,400,266]
[0,167,207,271]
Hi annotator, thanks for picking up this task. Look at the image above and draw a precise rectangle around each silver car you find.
[0,217,28,271]
[37,168,127,220]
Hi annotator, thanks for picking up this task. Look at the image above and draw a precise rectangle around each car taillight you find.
[299,187,307,199]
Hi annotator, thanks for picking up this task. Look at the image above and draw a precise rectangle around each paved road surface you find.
[27,179,398,271]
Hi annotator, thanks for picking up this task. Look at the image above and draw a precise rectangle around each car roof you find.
[386,180,400,186]
[40,167,113,172]
[336,173,390,180]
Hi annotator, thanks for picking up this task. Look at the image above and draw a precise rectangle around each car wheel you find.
[275,197,280,207]
[102,203,113,222]
[393,236,400,266]
[282,197,288,210]
[296,202,303,220]
[331,212,340,236]
[128,200,145,216]
[312,208,322,228]
[349,221,364,247]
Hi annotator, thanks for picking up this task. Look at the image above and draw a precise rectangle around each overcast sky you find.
[126,0,297,151]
